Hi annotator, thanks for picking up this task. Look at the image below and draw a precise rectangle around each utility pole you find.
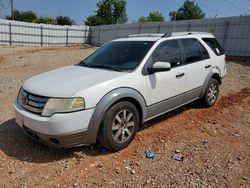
[10,0,14,20]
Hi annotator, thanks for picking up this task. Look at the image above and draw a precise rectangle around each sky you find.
[0,0,249,24]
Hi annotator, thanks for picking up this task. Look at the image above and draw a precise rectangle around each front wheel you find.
[98,101,139,151]
[201,78,219,107]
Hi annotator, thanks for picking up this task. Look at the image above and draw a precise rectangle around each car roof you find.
[113,32,214,42]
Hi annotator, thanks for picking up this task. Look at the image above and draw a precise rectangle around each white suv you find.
[14,32,226,151]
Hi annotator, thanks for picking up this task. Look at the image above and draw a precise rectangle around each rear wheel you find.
[201,78,219,107]
[98,101,139,151]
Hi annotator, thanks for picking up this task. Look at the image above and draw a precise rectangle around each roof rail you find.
[169,32,212,37]
[128,33,164,38]
[127,32,212,39]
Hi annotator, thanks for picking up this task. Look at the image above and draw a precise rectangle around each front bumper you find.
[14,100,95,148]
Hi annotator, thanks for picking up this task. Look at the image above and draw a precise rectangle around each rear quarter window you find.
[202,38,224,56]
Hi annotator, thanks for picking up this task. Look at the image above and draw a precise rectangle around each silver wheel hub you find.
[207,83,218,104]
[112,109,135,143]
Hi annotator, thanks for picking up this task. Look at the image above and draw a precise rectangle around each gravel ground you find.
[0,45,249,188]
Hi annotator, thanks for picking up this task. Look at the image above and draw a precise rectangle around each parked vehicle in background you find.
[14,32,226,151]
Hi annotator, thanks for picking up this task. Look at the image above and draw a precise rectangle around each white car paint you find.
[14,32,226,147]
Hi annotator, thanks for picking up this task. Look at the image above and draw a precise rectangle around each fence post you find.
[116,25,119,39]
[138,24,141,34]
[40,25,43,46]
[187,23,191,31]
[66,27,69,46]
[98,27,101,46]
[9,22,12,45]
[222,21,229,49]
[87,27,91,45]
[84,27,87,44]
[157,23,161,33]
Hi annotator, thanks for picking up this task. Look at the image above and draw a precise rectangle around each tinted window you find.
[151,40,182,68]
[202,38,224,56]
[181,38,209,64]
[200,42,210,59]
[79,41,154,71]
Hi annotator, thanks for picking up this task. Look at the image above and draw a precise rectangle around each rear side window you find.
[202,38,224,56]
[181,38,209,64]
[151,40,182,68]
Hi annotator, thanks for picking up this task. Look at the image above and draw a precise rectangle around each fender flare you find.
[83,87,147,144]
[200,67,221,98]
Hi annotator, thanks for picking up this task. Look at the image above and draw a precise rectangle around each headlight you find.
[42,98,85,117]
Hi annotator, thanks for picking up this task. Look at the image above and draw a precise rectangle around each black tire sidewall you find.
[100,101,139,151]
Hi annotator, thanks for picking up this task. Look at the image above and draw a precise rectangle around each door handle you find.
[176,72,185,78]
[205,64,211,69]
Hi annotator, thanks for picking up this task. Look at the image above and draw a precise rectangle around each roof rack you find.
[128,34,165,38]
[128,32,212,39]
[165,32,212,37]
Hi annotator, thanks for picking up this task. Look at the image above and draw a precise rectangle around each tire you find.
[201,78,219,107]
[98,101,139,151]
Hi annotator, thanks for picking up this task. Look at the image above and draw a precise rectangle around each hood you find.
[23,65,126,97]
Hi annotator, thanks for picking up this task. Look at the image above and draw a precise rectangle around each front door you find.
[143,40,187,119]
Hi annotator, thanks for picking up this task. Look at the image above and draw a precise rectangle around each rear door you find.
[180,38,211,102]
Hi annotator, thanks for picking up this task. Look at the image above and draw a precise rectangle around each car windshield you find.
[79,41,154,71]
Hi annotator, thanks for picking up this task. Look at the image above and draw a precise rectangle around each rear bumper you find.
[14,100,95,148]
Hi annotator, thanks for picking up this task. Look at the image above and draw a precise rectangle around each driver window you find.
[152,40,182,68]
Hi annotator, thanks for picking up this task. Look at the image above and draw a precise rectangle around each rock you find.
[234,133,241,137]
[237,156,242,161]
[114,167,121,174]
[125,166,130,170]
[98,163,103,168]
[131,170,135,175]
[146,179,151,184]
[228,160,233,164]
[73,182,78,187]
[242,176,248,180]
[175,149,181,153]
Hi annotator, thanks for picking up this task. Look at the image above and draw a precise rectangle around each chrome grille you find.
[18,88,49,115]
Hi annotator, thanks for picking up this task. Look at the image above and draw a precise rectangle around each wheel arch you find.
[200,67,222,98]
[83,87,147,144]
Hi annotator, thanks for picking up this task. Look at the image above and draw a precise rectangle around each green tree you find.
[138,11,165,23]
[34,16,57,24]
[56,16,75,26]
[85,0,128,26]
[169,0,205,21]
[6,10,37,22]
[5,9,75,25]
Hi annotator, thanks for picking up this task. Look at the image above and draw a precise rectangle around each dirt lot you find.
[0,45,249,188]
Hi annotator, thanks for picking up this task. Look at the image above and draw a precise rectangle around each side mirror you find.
[148,62,171,74]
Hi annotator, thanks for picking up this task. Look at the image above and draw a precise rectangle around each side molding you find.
[83,87,147,144]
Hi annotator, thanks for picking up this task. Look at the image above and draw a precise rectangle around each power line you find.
[223,0,248,13]
[0,0,10,9]
[196,0,228,17]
